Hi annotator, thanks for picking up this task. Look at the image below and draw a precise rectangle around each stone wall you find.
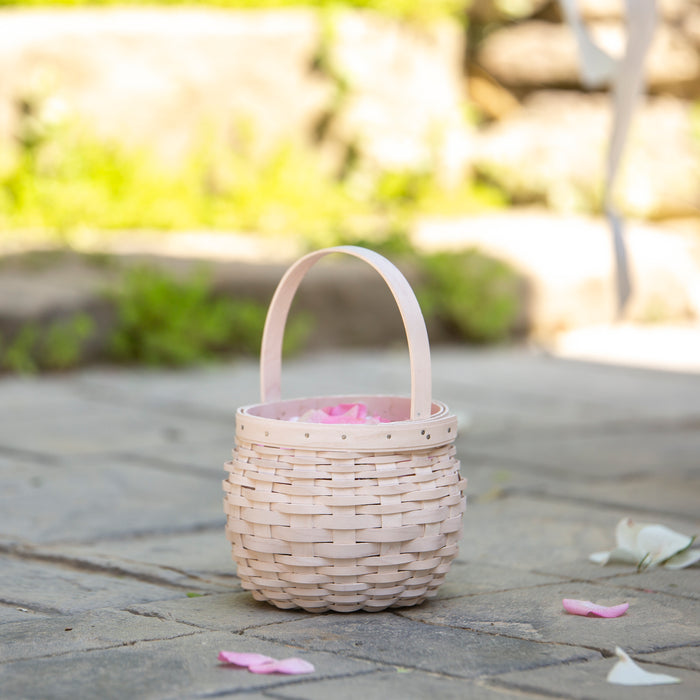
[469,0,700,220]
[0,7,469,184]
[1,3,697,225]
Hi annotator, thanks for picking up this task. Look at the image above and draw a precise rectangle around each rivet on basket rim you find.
[386,434,392,439]
[341,434,347,439]
[304,432,310,438]
[421,429,426,435]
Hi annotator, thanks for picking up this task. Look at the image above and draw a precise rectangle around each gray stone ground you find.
[1,346,699,699]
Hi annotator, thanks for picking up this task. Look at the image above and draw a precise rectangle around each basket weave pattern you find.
[223,246,467,612]
[224,440,465,612]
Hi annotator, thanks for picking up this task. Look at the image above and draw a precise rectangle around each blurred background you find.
[0,0,699,373]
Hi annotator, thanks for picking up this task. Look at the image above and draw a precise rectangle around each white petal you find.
[607,647,681,686]
[614,518,647,556]
[606,548,643,566]
[637,525,694,568]
[589,551,611,565]
[663,548,700,570]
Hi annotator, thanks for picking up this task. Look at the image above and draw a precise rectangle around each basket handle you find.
[260,246,432,420]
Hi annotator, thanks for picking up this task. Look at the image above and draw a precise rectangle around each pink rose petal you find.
[292,403,389,425]
[326,403,366,419]
[249,658,315,675]
[562,599,629,618]
[218,651,276,668]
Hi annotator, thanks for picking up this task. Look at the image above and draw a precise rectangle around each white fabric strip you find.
[558,0,657,314]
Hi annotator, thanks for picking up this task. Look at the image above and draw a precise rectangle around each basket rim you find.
[235,394,459,452]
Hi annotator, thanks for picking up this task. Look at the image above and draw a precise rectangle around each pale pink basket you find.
[223,246,467,612]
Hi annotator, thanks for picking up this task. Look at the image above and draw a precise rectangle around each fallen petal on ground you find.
[562,599,629,618]
[663,548,700,570]
[607,647,681,686]
[591,518,698,570]
[218,651,276,668]
[249,658,315,675]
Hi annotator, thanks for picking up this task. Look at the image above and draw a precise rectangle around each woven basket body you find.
[223,247,466,612]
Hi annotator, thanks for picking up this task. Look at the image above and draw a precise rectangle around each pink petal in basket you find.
[249,658,315,675]
[218,651,276,668]
[562,599,629,618]
[295,403,387,425]
[326,403,366,419]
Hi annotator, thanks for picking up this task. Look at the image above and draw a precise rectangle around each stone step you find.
[1,211,698,370]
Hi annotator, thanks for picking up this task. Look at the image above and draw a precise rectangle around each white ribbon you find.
[558,0,657,315]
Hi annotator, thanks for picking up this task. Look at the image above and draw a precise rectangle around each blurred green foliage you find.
[105,265,310,367]
[0,0,523,373]
[106,266,264,366]
[0,1,469,22]
[0,265,311,373]
[0,113,506,247]
[418,249,522,343]
[0,313,95,373]
[43,314,95,369]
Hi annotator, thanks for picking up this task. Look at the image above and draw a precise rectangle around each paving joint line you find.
[193,667,382,699]
[0,629,205,666]
[111,451,225,481]
[595,579,700,602]
[496,487,700,521]
[245,620,598,681]
[0,544,220,592]
[0,597,64,616]
[391,610,608,658]
[468,414,700,443]
[73,381,234,425]
[486,676,580,700]
[17,521,227,547]
[0,444,63,465]
[438,574,700,606]
[637,644,700,672]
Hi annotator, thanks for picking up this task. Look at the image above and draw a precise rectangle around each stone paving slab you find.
[1,347,699,698]
[246,613,598,679]
[458,458,700,520]
[0,631,380,700]
[458,495,699,574]
[0,397,227,459]
[0,456,223,545]
[429,348,700,410]
[0,604,48,624]
[37,531,239,590]
[604,568,700,602]
[507,472,700,520]
[0,556,183,614]
[458,496,627,572]
[489,655,700,700]
[464,428,700,479]
[400,581,700,653]
[1,608,195,663]
[269,669,512,700]
[128,592,309,632]
[639,646,700,672]
[4,539,238,594]
[434,559,563,600]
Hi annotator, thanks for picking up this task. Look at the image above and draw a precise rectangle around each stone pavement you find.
[1,346,699,699]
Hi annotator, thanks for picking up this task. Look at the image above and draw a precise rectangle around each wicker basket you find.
[223,246,467,612]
